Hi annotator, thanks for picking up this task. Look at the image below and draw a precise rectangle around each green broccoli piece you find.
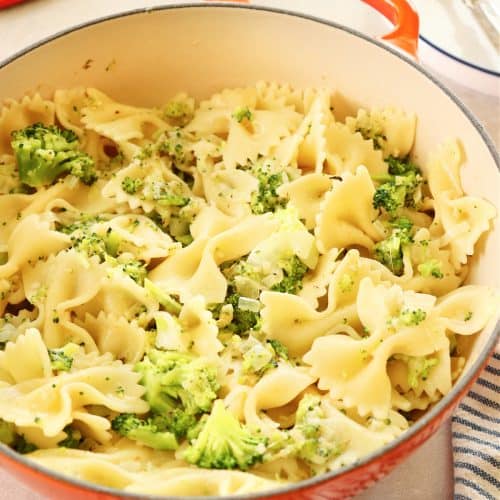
[164,101,190,119]
[250,171,287,215]
[292,394,340,465]
[241,338,289,378]
[49,350,72,371]
[48,343,80,372]
[160,408,198,440]
[144,279,182,315]
[163,101,193,126]
[399,308,427,326]
[58,426,83,449]
[13,435,37,454]
[0,421,38,454]
[184,400,265,470]
[270,255,308,294]
[0,419,16,446]
[121,176,144,195]
[154,185,190,207]
[417,259,444,279]
[58,215,104,235]
[373,172,421,214]
[121,260,147,285]
[394,355,439,389]
[11,123,97,187]
[111,413,178,450]
[267,339,289,360]
[72,232,107,260]
[233,107,253,123]
[373,218,414,276]
[104,229,121,257]
[386,155,421,176]
[241,337,276,376]
[373,156,422,214]
[355,123,386,150]
[134,350,219,437]
[67,224,121,262]
[225,291,261,335]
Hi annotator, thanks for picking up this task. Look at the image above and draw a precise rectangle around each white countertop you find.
[0,1,498,499]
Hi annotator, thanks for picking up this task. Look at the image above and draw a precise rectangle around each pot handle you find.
[204,0,419,59]
[361,0,419,58]
[0,0,27,7]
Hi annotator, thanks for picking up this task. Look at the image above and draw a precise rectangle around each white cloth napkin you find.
[452,348,500,499]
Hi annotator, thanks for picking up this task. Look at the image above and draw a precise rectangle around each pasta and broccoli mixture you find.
[0,83,497,496]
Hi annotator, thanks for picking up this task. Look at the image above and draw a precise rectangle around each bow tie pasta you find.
[0,83,497,497]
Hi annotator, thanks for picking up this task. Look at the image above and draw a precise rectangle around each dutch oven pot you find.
[0,1,498,499]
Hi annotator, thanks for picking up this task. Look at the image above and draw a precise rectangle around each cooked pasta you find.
[0,83,497,497]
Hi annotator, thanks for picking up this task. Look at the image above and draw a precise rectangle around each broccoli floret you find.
[291,394,340,466]
[58,215,103,235]
[270,255,308,294]
[11,123,97,187]
[240,337,289,378]
[373,156,422,214]
[72,232,107,260]
[399,308,427,326]
[355,122,386,150]
[121,176,144,195]
[160,408,198,440]
[121,260,147,285]
[373,172,421,214]
[49,350,72,371]
[233,107,253,123]
[13,435,37,454]
[373,181,405,213]
[163,100,193,126]
[0,421,38,454]
[111,413,178,450]
[338,274,355,293]
[48,343,80,372]
[153,311,183,351]
[151,183,189,207]
[417,259,444,279]
[373,218,414,276]
[58,426,83,449]
[386,155,421,176]
[145,279,182,315]
[225,291,261,335]
[224,253,307,300]
[242,343,275,375]
[164,101,190,119]
[0,419,16,446]
[240,335,277,376]
[267,339,289,360]
[65,222,121,262]
[157,133,190,165]
[184,400,265,470]
[250,171,287,215]
[393,355,438,389]
[134,350,219,437]
[104,229,121,257]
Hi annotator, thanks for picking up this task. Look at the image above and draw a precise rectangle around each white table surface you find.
[0,1,498,499]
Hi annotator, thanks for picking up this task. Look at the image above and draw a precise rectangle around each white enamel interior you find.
[0,5,498,369]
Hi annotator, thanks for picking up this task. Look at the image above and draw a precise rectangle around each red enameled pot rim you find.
[0,3,498,499]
